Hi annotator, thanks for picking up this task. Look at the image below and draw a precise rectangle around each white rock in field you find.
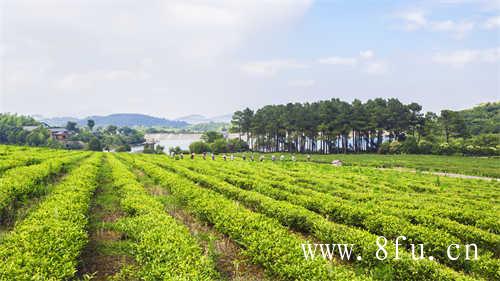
[331,160,343,166]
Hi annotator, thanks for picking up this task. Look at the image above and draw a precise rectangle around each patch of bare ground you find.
[377,167,499,181]
[79,162,135,281]
[135,169,269,281]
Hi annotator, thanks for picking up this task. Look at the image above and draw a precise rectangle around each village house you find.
[48,128,70,141]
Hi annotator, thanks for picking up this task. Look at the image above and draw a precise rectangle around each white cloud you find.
[359,50,374,59]
[2,0,313,116]
[437,0,500,11]
[398,10,428,30]
[288,79,315,87]
[482,16,500,29]
[318,56,357,66]
[363,61,389,75]
[318,50,388,75]
[432,47,500,67]
[396,10,476,38]
[55,68,151,91]
[240,59,307,77]
[429,20,475,38]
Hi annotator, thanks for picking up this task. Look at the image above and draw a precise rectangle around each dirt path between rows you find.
[377,167,499,181]
[135,169,269,281]
[78,159,135,280]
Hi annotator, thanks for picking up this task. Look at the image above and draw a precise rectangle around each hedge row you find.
[0,152,89,213]
[107,154,219,280]
[151,156,475,281]
[204,161,499,252]
[0,153,101,280]
[120,154,371,281]
[168,157,498,280]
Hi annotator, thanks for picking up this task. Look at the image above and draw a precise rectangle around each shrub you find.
[210,139,228,154]
[389,141,402,154]
[189,141,211,154]
[87,137,102,151]
[377,141,390,154]
[115,144,131,152]
[418,140,433,154]
[399,136,419,154]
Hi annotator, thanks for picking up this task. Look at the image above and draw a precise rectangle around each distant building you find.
[48,128,70,140]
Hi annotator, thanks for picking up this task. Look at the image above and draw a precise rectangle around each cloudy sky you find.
[1,0,499,119]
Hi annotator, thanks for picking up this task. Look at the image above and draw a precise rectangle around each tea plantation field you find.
[0,145,498,280]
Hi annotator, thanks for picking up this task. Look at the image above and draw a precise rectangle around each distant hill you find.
[176,114,232,124]
[457,102,499,134]
[37,116,80,127]
[39,113,188,128]
[187,122,229,132]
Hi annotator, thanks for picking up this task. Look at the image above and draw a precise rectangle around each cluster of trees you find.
[0,114,61,148]
[189,131,248,154]
[230,99,499,155]
[144,122,229,134]
[65,120,144,151]
[0,114,144,151]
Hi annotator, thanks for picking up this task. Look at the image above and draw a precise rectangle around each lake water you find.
[131,133,243,153]
[131,133,202,153]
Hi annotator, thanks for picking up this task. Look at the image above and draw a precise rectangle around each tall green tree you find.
[87,119,95,131]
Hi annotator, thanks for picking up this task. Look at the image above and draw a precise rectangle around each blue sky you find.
[1,0,499,118]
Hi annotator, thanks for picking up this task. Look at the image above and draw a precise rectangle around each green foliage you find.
[210,138,227,153]
[159,157,497,280]
[0,152,88,214]
[187,122,228,132]
[0,145,498,280]
[0,154,101,280]
[87,119,95,131]
[121,154,370,281]
[189,141,211,153]
[65,121,78,133]
[143,143,164,154]
[107,155,219,280]
[168,146,183,154]
[459,102,500,134]
[201,131,224,143]
[87,137,102,151]
[0,114,144,151]
[115,144,131,152]
[230,99,498,155]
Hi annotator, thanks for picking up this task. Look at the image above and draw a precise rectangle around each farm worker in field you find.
[280,155,285,161]
[306,154,311,161]
[271,155,276,161]
[211,153,215,160]
[180,153,184,159]
[191,152,195,160]
[242,154,246,161]
[230,154,234,161]
[291,155,296,162]
[259,155,264,162]
[223,154,227,161]
[202,152,206,160]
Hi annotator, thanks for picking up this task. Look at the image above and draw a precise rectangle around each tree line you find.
[230,99,499,155]
[0,114,144,151]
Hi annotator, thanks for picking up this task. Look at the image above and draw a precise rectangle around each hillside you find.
[457,102,500,134]
[40,113,188,128]
[176,114,232,124]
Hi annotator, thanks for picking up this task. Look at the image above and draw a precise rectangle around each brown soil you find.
[140,176,269,281]
[80,254,134,280]
[78,181,134,281]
